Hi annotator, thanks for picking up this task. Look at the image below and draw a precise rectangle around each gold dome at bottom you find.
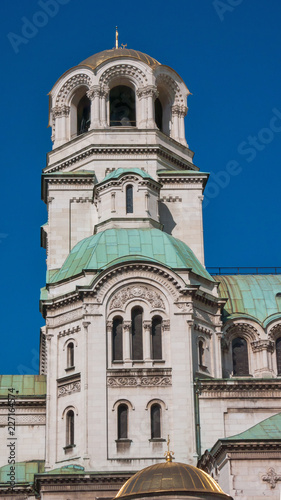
[115,462,232,499]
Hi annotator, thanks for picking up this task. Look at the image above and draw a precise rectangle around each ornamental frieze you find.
[58,381,81,398]
[109,285,165,310]
[107,375,172,387]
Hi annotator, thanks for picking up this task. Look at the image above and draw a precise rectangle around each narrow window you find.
[198,340,204,367]
[131,307,143,360]
[118,404,128,439]
[67,342,74,368]
[66,410,74,446]
[77,94,91,135]
[152,316,162,360]
[151,404,161,439]
[110,85,136,126]
[155,98,163,131]
[112,317,123,361]
[276,338,281,375]
[126,185,133,214]
[232,337,249,376]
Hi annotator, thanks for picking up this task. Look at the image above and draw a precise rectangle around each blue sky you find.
[1,0,281,373]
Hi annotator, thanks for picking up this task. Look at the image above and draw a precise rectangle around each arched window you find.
[131,307,143,360]
[151,404,161,439]
[110,86,136,126]
[276,338,281,375]
[67,342,74,368]
[66,410,75,446]
[152,316,162,360]
[118,404,128,439]
[126,185,133,214]
[77,94,91,135]
[198,340,204,367]
[112,317,123,361]
[155,98,163,131]
[232,337,249,376]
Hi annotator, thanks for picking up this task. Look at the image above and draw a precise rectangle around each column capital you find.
[51,104,70,118]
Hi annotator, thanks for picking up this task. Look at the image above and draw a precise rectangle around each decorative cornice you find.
[58,325,81,338]
[194,323,212,337]
[199,379,281,398]
[45,145,197,174]
[160,195,182,202]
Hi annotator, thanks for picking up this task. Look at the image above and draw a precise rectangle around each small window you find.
[151,404,161,439]
[198,340,204,367]
[66,410,74,446]
[110,85,136,126]
[276,338,281,374]
[131,307,143,360]
[67,342,74,368]
[112,317,123,361]
[152,316,162,360]
[118,404,128,439]
[126,185,133,214]
[77,94,91,135]
[232,337,249,376]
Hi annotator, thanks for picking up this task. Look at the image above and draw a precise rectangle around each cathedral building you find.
[0,39,281,499]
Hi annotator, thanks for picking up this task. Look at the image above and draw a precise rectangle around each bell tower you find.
[40,41,222,474]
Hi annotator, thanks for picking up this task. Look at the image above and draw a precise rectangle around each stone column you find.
[100,85,109,127]
[136,87,146,127]
[123,321,131,365]
[178,105,188,145]
[52,104,70,147]
[146,86,158,128]
[137,86,158,128]
[143,321,152,362]
[87,86,101,129]
[251,340,275,377]
[171,105,180,141]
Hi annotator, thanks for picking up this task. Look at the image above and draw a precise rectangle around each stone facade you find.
[0,46,281,499]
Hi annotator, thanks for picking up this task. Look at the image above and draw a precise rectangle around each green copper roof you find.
[0,461,45,485]
[49,228,213,283]
[224,412,281,441]
[101,168,154,184]
[215,274,281,325]
[0,375,46,397]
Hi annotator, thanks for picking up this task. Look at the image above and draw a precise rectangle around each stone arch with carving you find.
[155,73,183,105]
[108,284,166,314]
[99,64,148,89]
[55,73,92,107]
[268,322,281,341]
[223,321,260,345]
[90,263,184,308]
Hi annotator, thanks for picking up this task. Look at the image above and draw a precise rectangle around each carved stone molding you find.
[47,308,83,327]
[251,339,275,353]
[160,195,182,202]
[225,322,259,340]
[99,64,148,86]
[107,375,172,387]
[87,85,101,99]
[143,321,151,331]
[0,414,46,425]
[199,379,281,398]
[58,325,81,338]
[136,85,158,100]
[58,381,81,398]
[162,320,170,331]
[175,301,193,314]
[172,104,188,117]
[56,74,91,105]
[52,104,70,118]
[109,285,165,311]
[70,197,93,203]
[156,73,183,103]
[262,467,281,489]
[194,324,212,337]
[268,323,281,339]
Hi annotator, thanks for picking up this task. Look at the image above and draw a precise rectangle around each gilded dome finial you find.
[164,435,174,462]
[115,26,119,49]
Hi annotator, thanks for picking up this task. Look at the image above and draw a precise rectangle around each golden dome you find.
[79,48,160,70]
[115,462,232,499]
